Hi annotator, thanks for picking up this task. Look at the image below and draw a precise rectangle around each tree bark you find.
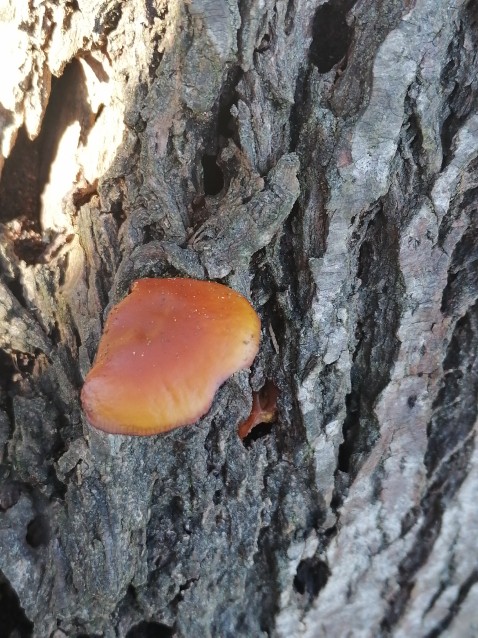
[0,0,477,636]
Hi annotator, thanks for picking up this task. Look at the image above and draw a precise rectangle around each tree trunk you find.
[1,0,477,636]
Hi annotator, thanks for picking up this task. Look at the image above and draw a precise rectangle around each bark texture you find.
[0,0,477,636]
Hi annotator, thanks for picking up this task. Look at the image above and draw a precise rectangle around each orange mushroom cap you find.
[81,278,261,435]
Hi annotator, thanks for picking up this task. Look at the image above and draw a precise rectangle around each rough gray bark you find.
[0,0,477,636]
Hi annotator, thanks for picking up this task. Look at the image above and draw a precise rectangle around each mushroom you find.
[238,381,279,440]
[81,278,261,435]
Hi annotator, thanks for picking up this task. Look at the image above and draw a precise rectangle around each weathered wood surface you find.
[0,0,477,636]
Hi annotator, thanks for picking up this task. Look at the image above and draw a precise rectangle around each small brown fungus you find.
[238,381,279,440]
[81,278,261,435]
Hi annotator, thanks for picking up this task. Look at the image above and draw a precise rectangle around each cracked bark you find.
[0,0,477,636]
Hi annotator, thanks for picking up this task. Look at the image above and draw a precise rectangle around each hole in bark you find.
[0,572,34,637]
[143,222,165,243]
[294,557,330,599]
[110,198,126,225]
[0,125,46,264]
[0,127,41,225]
[37,59,93,228]
[337,391,360,473]
[242,422,274,446]
[126,621,174,638]
[0,59,95,263]
[202,155,224,196]
[255,33,271,53]
[309,0,355,73]
[26,514,50,548]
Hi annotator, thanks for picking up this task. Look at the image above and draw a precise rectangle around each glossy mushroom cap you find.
[81,278,261,435]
